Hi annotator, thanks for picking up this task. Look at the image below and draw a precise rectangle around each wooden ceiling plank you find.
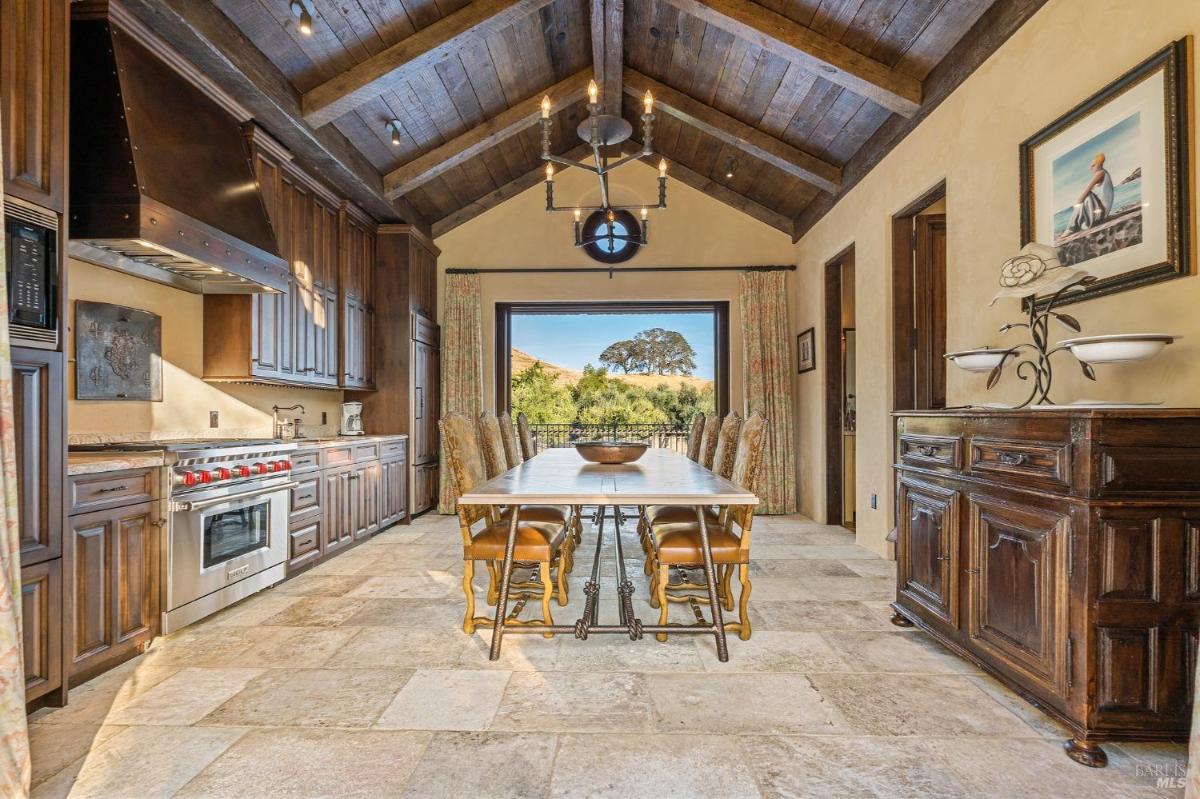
[657,0,921,117]
[624,68,840,193]
[665,157,793,235]
[384,68,591,198]
[119,0,429,231]
[590,0,624,114]
[303,0,557,127]
[433,142,592,237]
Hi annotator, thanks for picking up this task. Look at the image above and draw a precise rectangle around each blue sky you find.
[512,311,716,379]
[1051,111,1141,213]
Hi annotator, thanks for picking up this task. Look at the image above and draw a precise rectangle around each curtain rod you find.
[444,265,796,275]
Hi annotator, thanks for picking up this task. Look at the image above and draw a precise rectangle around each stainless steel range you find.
[73,439,298,633]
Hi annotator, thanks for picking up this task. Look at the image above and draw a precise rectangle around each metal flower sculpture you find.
[986,243,1098,407]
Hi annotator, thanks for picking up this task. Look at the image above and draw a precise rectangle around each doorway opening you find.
[892,181,948,411]
[824,246,855,529]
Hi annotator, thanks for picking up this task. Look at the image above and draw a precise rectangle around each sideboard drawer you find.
[1099,446,1200,495]
[970,437,1071,490]
[69,469,157,516]
[899,434,962,471]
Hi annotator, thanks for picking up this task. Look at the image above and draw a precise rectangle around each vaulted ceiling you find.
[125,0,1046,240]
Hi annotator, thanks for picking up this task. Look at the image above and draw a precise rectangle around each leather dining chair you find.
[516,412,537,461]
[497,411,523,468]
[685,412,705,461]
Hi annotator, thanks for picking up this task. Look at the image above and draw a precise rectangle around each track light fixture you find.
[724,156,737,179]
[387,119,403,147]
[290,1,313,36]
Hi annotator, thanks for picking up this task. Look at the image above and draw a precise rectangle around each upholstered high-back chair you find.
[441,412,568,636]
[477,412,509,479]
[710,412,743,479]
[516,412,536,460]
[685,413,705,461]
[697,414,720,470]
[497,411,522,468]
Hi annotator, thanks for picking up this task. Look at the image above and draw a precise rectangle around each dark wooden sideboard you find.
[891,409,1200,767]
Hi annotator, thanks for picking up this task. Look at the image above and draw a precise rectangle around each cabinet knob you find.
[917,445,939,457]
[936,555,950,561]
[964,568,980,575]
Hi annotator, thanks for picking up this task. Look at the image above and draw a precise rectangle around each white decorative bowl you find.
[945,348,1009,372]
[1057,334,1180,364]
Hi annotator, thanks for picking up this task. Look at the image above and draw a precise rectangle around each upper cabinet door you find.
[1,0,67,211]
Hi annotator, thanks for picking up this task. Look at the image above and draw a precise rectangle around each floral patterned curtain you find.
[0,117,31,795]
[438,273,484,513]
[739,269,797,514]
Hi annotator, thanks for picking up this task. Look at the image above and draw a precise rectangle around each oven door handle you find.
[173,481,299,512]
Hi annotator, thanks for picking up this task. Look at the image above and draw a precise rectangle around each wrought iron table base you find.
[486,504,730,661]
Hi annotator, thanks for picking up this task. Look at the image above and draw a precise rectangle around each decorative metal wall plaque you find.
[75,300,162,401]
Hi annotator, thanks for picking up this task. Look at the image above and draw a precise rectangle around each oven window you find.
[203,501,269,569]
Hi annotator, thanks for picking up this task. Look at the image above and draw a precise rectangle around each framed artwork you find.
[1019,38,1194,306]
[797,327,816,374]
[75,301,162,401]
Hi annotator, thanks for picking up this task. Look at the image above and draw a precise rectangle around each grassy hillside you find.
[511,348,713,391]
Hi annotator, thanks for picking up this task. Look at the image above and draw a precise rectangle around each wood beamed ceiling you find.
[137,0,1048,240]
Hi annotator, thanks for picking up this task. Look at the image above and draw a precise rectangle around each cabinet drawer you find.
[289,474,321,520]
[381,439,407,461]
[1098,446,1200,496]
[321,445,355,469]
[899,434,962,470]
[69,469,157,515]
[289,517,323,570]
[290,449,321,474]
[970,438,1070,489]
[354,442,380,462]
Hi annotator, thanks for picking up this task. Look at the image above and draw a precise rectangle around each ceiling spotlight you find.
[290,1,313,36]
[724,156,737,179]
[386,119,403,147]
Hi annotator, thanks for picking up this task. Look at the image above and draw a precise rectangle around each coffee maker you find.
[340,401,364,436]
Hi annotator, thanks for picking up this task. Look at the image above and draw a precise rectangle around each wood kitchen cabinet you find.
[66,488,161,686]
[21,559,63,704]
[203,126,362,391]
[12,347,65,565]
[892,410,1200,767]
[340,204,375,390]
[1,0,68,212]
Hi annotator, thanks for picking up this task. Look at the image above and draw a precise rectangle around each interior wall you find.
[435,158,796,448]
[67,258,344,442]
[794,0,1200,556]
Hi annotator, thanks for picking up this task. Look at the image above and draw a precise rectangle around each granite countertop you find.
[67,452,167,476]
[289,433,407,448]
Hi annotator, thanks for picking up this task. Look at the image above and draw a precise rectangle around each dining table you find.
[457,447,759,661]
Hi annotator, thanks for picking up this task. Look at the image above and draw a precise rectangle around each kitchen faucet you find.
[271,404,306,439]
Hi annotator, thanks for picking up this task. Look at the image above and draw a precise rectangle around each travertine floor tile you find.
[332,626,468,669]
[175,728,431,798]
[375,669,510,730]
[549,733,761,798]
[32,725,244,799]
[29,660,178,727]
[647,673,848,735]
[340,597,467,628]
[821,630,981,674]
[401,731,557,798]
[104,667,264,726]
[747,599,901,632]
[695,630,849,673]
[492,672,653,732]
[749,558,861,577]
[259,595,368,627]
[28,724,122,790]
[235,625,362,667]
[346,573,458,599]
[273,574,365,597]
[201,667,412,728]
[207,592,303,627]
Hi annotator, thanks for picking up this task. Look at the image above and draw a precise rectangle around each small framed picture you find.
[797,327,816,373]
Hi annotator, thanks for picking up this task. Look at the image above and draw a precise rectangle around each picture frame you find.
[797,327,816,374]
[1019,38,1194,307]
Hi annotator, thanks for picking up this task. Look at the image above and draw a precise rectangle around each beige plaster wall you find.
[435,158,797,428]
[794,0,1200,557]
[67,258,343,441]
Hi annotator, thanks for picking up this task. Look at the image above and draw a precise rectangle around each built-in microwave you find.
[4,196,59,349]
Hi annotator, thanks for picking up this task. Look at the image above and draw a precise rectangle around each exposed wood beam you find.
[792,0,1052,240]
[116,0,429,233]
[303,0,556,127]
[432,144,592,238]
[590,0,624,115]
[385,69,590,199]
[657,0,921,117]
[624,69,841,193]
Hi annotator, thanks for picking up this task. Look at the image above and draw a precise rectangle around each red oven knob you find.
[179,471,198,487]
[195,470,212,484]
[278,460,292,471]
[251,462,266,475]
[235,465,251,478]
[214,467,231,481]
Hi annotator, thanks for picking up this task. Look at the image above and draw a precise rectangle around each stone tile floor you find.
[29,513,1187,798]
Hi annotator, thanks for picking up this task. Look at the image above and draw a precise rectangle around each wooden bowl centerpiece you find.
[573,441,649,464]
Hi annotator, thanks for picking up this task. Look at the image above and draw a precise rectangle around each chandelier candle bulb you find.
[643,90,654,115]
[540,95,551,119]
[545,163,554,182]
[587,79,599,105]
[641,208,648,220]
[658,159,667,178]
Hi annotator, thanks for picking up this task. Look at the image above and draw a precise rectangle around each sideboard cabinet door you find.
[897,477,960,627]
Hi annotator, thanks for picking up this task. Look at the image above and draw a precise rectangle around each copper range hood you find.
[68,1,288,294]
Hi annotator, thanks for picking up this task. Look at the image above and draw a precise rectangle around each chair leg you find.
[720,564,734,611]
[648,560,660,608]
[462,559,477,634]
[737,564,752,641]
[540,560,555,638]
[485,560,499,606]
[655,563,670,642]
[555,549,569,606]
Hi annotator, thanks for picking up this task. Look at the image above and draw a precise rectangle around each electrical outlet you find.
[870,493,877,510]
[321,411,327,425]
[209,411,219,428]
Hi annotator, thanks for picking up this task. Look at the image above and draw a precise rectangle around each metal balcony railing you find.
[529,423,689,454]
